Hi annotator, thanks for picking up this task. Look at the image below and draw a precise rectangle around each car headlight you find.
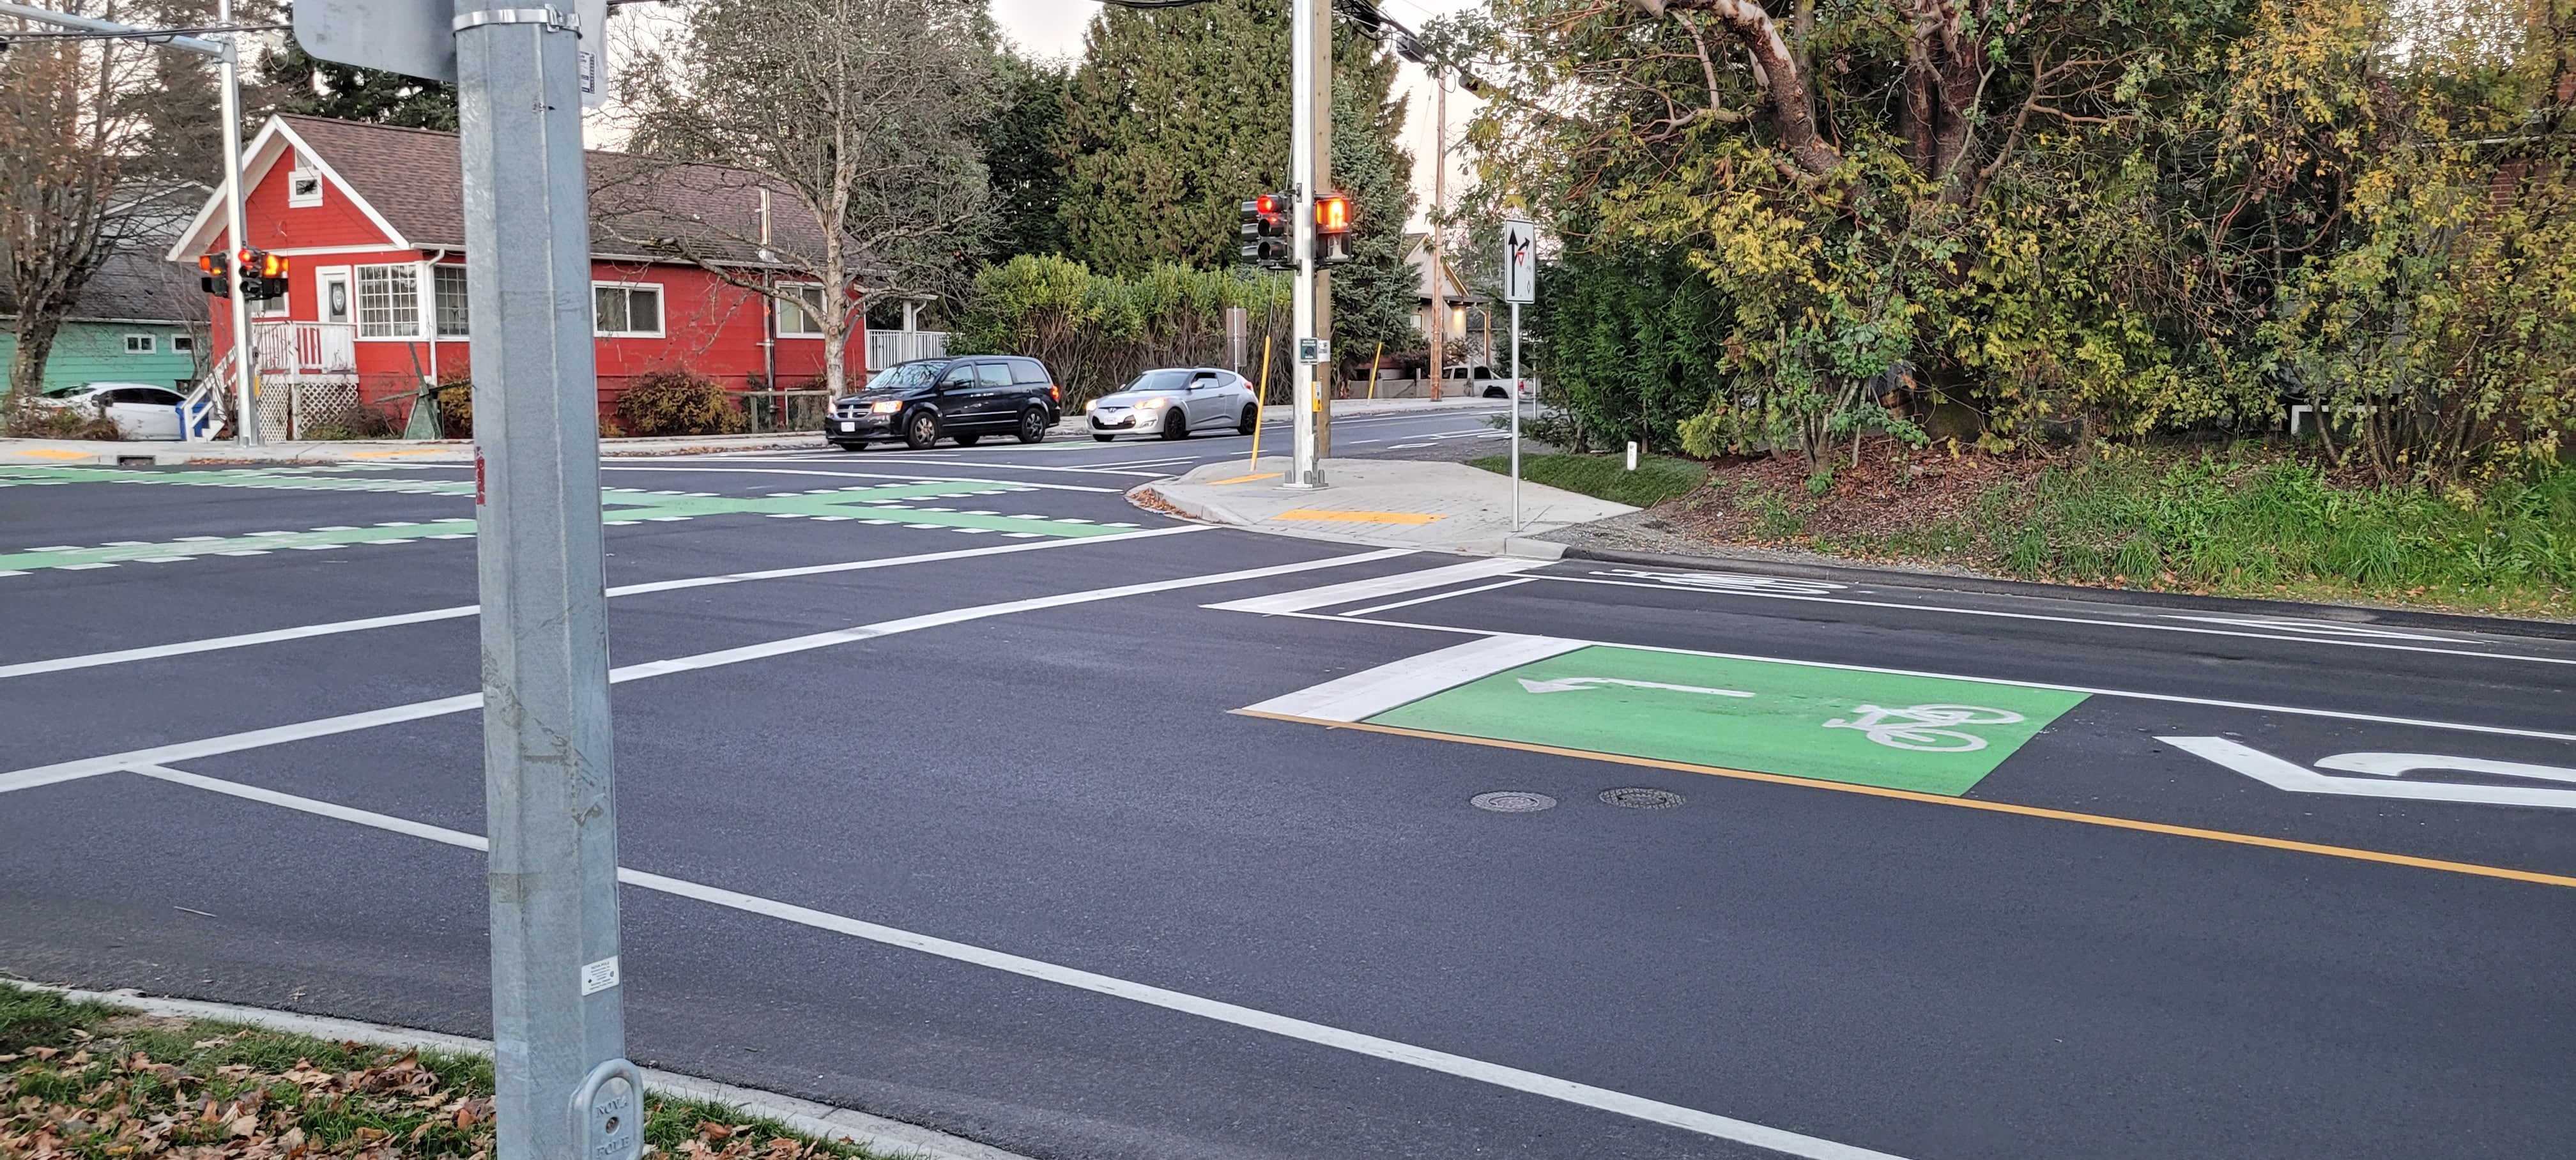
[1084,399,1097,413]
[869,400,901,414]
[1137,397,1168,409]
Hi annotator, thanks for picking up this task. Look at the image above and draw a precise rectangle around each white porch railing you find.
[866,329,948,369]
[250,321,358,376]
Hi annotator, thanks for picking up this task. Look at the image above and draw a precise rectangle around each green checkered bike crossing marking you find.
[1365,645,2089,796]
[0,469,1138,575]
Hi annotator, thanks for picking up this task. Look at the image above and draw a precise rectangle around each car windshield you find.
[861,362,946,393]
[1122,369,1197,393]
[38,384,90,399]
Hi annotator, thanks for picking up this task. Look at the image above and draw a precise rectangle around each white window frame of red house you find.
[287,165,324,208]
[592,280,664,339]
[776,281,825,337]
[355,263,422,339]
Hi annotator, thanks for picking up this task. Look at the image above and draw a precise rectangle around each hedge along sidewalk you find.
[0,982,1028,1160]
[0,432,832,468]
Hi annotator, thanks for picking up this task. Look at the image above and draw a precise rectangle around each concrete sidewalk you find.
[1140,455,1634,558]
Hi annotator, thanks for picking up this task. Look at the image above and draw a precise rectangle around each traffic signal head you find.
[198,251,231,296]
[1239,191,1297,269]
[1312,192,1353,264]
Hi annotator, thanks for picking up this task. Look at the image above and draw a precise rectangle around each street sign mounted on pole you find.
[293,0,609,105]
[1501,218,1537,305]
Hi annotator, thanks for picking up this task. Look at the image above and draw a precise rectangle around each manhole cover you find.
[1599,788,1685,809]
[1470,791,1558,813]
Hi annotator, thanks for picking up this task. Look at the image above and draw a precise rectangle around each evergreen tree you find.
[1326,40,1416,362]
[260,22,457,130]
[982,53,1071,263]
[1055,0,1290,274]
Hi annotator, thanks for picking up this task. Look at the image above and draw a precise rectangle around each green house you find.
[1,250,206,392]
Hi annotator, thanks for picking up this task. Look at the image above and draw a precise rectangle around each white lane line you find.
[703,457,1170,479]
[1538,573,2576,669]
[1339,577,1535,618]
[1238,611,2576,744]
[1245,634,1587,722]
[598,465,1121,494]
[1208,558,1549,615]
[121,765,1908,1160]
[0,527,1204,681]
[0,547,1414,795]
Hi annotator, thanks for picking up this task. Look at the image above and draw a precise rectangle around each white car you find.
[1085,367,1260,441]
[32,381,187,439]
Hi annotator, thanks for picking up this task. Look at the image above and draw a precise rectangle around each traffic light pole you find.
[453,3,632,1159]
[1287,0,1322,489]
[215,0,258,445]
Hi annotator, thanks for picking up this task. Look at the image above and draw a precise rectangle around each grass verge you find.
[0,982,902,1159]
[1467,452,1709,509]
[1655,445,2575,618]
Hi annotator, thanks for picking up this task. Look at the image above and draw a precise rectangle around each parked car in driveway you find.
[1085,367,1259,441]
[31,382,188,439]
[825,356,1062,451]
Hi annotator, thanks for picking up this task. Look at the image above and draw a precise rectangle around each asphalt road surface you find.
[4,424,2572,1160]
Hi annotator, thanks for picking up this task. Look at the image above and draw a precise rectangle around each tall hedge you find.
[949,256,1295,406]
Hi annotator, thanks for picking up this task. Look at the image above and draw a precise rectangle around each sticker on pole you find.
[1501,219,1537,304]
[1243,638,2086,797]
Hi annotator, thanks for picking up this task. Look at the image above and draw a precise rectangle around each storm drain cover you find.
[1470,791,1558,813]
[1599,788,1685,809]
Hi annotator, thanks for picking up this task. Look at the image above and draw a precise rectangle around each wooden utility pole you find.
[1427,79,1446,401]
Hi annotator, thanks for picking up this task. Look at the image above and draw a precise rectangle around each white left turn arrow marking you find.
[1518,677,1755,698]
[2163,736,2576,810]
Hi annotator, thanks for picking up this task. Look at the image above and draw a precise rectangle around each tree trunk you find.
[8,310,70,398]
[1632,0,1840,176]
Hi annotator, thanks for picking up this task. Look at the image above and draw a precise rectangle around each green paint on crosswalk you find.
[1367,646,2089,796]
[0,469,1137,575]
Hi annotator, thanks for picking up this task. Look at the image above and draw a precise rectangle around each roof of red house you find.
[171,114,829,268]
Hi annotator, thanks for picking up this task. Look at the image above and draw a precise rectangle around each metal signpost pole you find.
[452,3,630,1158]
[1286,0,1322,489]
[1502,219,1535,533]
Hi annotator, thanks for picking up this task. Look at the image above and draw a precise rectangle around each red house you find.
[167,114,940,438]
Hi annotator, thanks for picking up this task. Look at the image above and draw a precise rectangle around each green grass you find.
[1761,450,2576,618]
[0,981,898,1159]
[1468,452,1709,508]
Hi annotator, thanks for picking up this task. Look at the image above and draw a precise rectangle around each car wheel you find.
[953,433,982,447]
[1238,403,1259,435]
[1160,409,1189,440]
[832,441,866,453]
[904,411,939,450]
[1483,385,1506,399]
[1017,408,1049,444]
[1092,433,1116,442]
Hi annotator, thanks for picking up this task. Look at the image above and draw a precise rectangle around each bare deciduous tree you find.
[601,0,993,395]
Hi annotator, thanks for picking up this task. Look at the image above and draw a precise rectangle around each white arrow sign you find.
[1517,677,1754,698]
[2163,736,2576,810]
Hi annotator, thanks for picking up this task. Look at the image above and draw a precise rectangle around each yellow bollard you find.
[1367,342,1382,401]
[1247,333,1274,470]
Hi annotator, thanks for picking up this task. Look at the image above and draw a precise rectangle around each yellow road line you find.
[1208,472,1283,485]
[1235,710,2576,891]
[11,449,92,461]
[1275,508,1445,525]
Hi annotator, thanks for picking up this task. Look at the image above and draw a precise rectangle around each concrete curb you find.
[1555,543,2576,641]
[1131,482,1568,561]
[21,984,1031,1160]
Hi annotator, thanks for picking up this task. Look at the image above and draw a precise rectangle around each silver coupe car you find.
[1084,367,1261,441]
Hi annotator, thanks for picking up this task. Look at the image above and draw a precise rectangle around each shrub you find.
[3,393,125,439]
[614,368,744,437]
[433,373,473,439]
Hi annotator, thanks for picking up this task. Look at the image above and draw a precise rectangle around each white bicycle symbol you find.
[1823,704,2027,752]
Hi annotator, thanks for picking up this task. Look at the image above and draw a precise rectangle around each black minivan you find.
[825,356,1062,451]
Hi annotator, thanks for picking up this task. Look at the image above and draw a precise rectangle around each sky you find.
[988,0,1485,234]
